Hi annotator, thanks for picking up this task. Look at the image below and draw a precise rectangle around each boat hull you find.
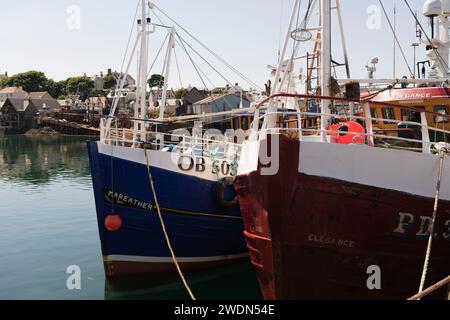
[235,134,450,299]
[87,141,247,277]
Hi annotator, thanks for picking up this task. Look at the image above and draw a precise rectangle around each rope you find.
[110,140,115,213]
[142,145,196,300]
[378,0,414,77]
[418,147,447,297]
[146,32,170,80]
[173,48,183,88]
[151,3,262,91]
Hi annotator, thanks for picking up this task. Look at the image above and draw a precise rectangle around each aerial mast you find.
[320,0,332,142]
[423,0,450,78]
[134,0,153,143]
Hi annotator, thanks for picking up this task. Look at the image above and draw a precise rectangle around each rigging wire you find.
[285,0,303,108]
[147,32,170,78]
[278,0,285,63]
[379,0,414,77]
[403,0,450,76]
[177,34,235,88]
[173,48,183,88]
[151,6,240,113]
[176,35,235,112]
[118,1,141,77]
[151,3,263,91]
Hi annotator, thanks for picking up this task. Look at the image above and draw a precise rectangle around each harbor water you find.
[0,135,260,300]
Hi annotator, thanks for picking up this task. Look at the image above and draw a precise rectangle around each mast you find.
[423,0,450,78]
[134,0,152,143]
[159,27,176,120]
[263,0,301,130]
[320,0,331,142]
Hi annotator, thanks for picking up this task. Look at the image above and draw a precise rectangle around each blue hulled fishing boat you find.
[86,0,257,277]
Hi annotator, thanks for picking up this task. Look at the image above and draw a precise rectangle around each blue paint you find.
[87,141,246,261]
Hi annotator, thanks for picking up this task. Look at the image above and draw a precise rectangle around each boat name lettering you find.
[177,156,234,176]
[393,212,450,240]
[397,93,432,100]
[307,234,355,248]
[104,189,153,211]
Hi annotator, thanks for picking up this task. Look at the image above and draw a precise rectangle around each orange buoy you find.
[105,214,122,232]
[328,121,365,145]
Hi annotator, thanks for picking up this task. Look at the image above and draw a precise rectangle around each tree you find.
[103,74,117,89]
[0,71,49,92]
[212,87,226,95]
[148,74,165,107]
[65,76,95,100]
[46,79,66,99]
[0,76,9,88]
[174,87,188,99]
[147,74,165,89]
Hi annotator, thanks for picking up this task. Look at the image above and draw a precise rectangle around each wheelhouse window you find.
[401,106,423,123]
[434,105,449,123]
[370,108,378,124]
[232,116,240,129]
[241,116,249,131]
[382,107,395,124]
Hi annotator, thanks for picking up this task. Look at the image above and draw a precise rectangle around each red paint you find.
[328,121,365,145]
[235,134,450,299]
[366,87,450,102]
[105,214,122,232]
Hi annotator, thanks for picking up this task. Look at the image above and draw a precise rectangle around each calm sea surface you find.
[0,135,260,300]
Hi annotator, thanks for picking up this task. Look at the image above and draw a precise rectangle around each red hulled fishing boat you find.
[235,0,450,299]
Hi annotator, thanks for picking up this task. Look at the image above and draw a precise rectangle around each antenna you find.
[393,0,397,79]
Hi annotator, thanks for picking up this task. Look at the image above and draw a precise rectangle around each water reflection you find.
[104,261,262,300]
[0,135,261,300]
[0,135,94,184]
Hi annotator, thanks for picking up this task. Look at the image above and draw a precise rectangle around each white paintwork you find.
[298,141,450,201]
[106,253,249,264]
[238,136,450,200]
[97,142,231,182]
[236,140,260,176]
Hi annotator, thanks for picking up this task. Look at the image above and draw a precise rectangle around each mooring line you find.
[418,147,447,297]
[142,145,196,300]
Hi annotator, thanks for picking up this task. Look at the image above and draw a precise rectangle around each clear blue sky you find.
[0,0,430,89]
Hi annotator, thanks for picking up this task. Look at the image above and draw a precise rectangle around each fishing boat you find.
[235,0,450,299]
[87,0,259,277]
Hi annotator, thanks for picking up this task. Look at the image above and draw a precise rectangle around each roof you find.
[194,94,226,105]
[0,98,33,112]
[29,92,51,99]
[0,87,27,94]
[30,98,60,111]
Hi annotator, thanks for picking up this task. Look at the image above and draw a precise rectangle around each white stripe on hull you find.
[97,142,228,182]
[299,141,450,201]
[238,138,450,201]
[105,253,249,264]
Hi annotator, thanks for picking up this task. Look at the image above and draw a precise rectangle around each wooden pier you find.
[40,117,100,137]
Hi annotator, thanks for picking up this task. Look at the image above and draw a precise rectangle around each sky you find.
[0,0,432,90]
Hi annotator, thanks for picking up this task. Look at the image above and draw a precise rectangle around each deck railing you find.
[99,93,450,157]
[100,116,242,161]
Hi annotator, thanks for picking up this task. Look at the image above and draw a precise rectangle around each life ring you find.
[328,121,365,145]
[212,177,238,209]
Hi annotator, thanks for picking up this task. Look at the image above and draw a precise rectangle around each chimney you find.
[107,68,112,76]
